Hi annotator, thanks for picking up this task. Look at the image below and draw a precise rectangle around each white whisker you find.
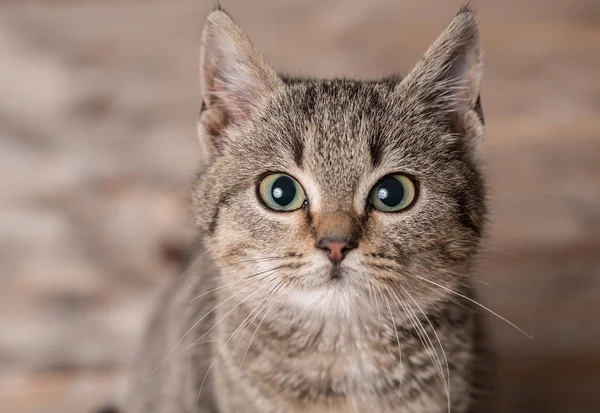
[239,298,276,372]
[389,287,447,396]
[185,274,276,349]
[383,294,403,386]
[195,288,274,405]
[153,267,280,373]
[399,285,451,413]
[416,275,533,339]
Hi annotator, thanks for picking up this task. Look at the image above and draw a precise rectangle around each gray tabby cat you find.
[128,5,495,413]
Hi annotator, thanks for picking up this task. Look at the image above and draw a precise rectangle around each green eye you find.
[369,174,417,212]
[258,173,306,211]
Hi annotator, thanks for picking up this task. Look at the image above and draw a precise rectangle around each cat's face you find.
[193,10,485,319]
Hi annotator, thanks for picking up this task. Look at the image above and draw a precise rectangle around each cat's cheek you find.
[363,210,423,250]
[226,202,316,260]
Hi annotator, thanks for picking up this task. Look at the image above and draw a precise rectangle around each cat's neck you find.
[215,283,467,357]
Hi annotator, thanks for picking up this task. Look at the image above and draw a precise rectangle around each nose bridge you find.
[314,209,357,242]
[314,209,359,264]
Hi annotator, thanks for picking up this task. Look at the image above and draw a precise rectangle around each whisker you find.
[388,287,447,396]
[195,286,275,405]
[480,244,529,262]
[383,294,403,386]
[188,263,291,303]
[230,296,272,355]
[398,285,451,412]
[185,257,289,289]
[196,278,285,405]
[261,280,287,348]
[472,278,509,298]
[239,297,277,372]
[175,331,238,350]
[245,265,288,280]
[366,283,377,336]
[186,272,277,349]
[215,256,289,270]
[153,268,279,373]
[373,283,384,338]
[190,276,251,303]
[416,275,534,339]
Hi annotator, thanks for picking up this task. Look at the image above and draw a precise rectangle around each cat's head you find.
[192,6,486,319]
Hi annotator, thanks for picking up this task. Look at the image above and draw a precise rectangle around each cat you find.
[127,4,495,413]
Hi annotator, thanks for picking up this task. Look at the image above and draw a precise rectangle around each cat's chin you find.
[283,276,369,321]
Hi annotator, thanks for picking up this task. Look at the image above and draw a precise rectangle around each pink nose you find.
[316,238,357,264]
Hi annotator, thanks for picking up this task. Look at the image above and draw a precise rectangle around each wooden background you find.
[0,0,598,412]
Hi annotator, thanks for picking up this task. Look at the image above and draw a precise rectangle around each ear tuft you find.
[457,2,476,17]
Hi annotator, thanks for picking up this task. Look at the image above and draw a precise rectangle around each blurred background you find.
[1,0,599,412]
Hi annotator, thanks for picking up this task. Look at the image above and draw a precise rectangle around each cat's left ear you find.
[398,6,484,153]
[197,9,283,161]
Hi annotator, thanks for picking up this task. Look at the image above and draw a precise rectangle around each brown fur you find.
[128,5,495,413]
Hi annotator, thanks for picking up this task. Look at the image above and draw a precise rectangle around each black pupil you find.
[271,176,297,206]
[377,177,405,207]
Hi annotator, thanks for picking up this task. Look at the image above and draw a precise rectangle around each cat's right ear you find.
[197,9,283,161]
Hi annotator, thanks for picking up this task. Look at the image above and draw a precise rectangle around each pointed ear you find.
[399,6,484,152]
[197,9,283,160]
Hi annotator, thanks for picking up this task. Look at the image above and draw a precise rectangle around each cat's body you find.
[130,250,494,413]
[128,6,495,413]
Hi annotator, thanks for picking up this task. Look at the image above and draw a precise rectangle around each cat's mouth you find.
[329,265,342,280]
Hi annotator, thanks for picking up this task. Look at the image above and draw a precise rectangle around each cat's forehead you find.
[278,80,397,195]
[229,77,455,202]
[281,78,398,121]
[268,79,443,170]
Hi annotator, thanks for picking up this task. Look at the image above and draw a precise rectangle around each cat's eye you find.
[369,174,417,212]
[258,173,306,211]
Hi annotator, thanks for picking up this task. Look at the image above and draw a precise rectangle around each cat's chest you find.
[315,330,385,388]
[257,346,449,413]
[230,316,460,413]
[269,321,401,394]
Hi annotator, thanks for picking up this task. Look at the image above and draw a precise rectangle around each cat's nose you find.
[316,238,357,264]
